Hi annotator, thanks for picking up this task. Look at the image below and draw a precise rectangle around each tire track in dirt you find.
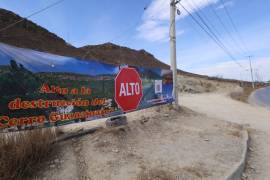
[72,138,91,180]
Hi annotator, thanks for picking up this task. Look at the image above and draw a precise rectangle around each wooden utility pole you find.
[170,0,179,108]
[248,55,255,89]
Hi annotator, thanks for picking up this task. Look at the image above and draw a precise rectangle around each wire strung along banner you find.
[0,43,173,132]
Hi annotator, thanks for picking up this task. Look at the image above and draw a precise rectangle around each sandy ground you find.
[181,91,270,180]
[32,105,246,180]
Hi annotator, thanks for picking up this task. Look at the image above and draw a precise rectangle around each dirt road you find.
[181,92,270,180]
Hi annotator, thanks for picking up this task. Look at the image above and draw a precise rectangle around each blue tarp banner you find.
[0,43,173,132]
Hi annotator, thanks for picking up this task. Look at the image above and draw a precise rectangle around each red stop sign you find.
[114,67,143,112]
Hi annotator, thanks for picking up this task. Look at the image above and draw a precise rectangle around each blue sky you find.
[0,0,270,81]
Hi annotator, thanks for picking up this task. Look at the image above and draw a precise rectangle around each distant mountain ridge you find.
[0,8,253,84]
[0,8,169,69]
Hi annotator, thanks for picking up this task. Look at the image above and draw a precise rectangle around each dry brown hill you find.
[80,43,169,68]
[0,9,81,58]
[0,8,168,69]
[0,8,254,85]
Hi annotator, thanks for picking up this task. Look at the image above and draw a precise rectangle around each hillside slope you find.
[0,8,168,69]
[0,9,82,58]
[0,8,254,86]
[80,43,169,68]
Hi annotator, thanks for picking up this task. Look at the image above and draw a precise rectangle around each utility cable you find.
[178,3,246,69]
[0,0,66,33]
[82,3,151,60]
[220,0,250,54]
[208,3,247,56]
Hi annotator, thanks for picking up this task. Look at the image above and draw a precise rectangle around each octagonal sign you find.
[114,67,143,112]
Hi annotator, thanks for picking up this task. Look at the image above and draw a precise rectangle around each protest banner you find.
[0,43,173,132]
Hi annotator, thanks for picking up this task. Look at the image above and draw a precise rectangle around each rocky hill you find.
[0,9,82,58]
[0,8,168,69]
[80,43,168,68]
[0,8,255,85]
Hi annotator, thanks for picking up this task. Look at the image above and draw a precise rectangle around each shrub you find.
[0,128,57,180]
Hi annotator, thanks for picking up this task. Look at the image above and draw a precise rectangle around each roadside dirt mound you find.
[33,105,246,180]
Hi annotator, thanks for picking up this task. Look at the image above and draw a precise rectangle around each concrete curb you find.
[224,130,250,180]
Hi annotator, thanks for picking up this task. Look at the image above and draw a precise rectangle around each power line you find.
[188,0,246,61]
[208,3,247,56]
[179,3,242,65]
[183,2,236,60]
[217,1,257,83]
[178,3,246,69]
[108,21,141,43]
[107,4,155,44]
[0,0,66,33]
[220,0,250,55]
[82,18,142,59]
[82,4,151,60]
[189,0,224,44]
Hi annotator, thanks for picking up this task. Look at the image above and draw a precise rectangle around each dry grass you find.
[227,130,241,138]
[230,85,266,103]
[136,166,211,180]
[182,166,210,178]
[137,168,172,180]
[0,128,58,180]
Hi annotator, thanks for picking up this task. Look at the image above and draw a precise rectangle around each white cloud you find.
[137,0,219,42]
[190,57,270,82]
[137,20,168,42]
[216,0,234,10]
